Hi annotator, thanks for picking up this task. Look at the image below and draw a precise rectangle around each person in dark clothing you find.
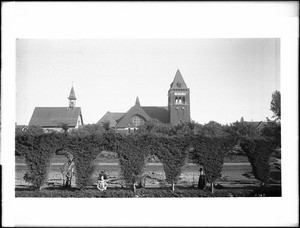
[198,167,207,189]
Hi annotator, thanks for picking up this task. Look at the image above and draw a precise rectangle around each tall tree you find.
[270,90,281,120]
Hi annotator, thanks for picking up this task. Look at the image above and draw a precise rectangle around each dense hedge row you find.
[16,122,278,191]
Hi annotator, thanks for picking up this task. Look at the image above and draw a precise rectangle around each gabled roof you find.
[116,102,151,128]
[142,106,170,123]
[170,69,187,89]
[97,112,125,127]
[29,107,83,127]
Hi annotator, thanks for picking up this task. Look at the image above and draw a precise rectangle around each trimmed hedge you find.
[240,137,276,185]
[116,134,150,185]
[189,136,236,184]
[66,135,99,188]
[16,124,278,193]
[19,133,61,189]
[151,135,190,190]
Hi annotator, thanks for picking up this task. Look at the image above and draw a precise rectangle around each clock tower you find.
[168,69,190,125]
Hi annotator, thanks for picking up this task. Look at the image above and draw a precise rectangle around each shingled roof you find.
[142,106,170,123]
[29,107,83,127]
[97,112,125,127]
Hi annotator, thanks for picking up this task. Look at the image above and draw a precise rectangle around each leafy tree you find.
[102,120,111,131]
[261,120,281,148]
[69,124,106,136]
[194,121,228,137]
[137,119,177,136]
[224,121,260,141]
[60,123,69,133]
[270,90,281,120]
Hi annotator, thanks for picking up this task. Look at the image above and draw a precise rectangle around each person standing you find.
[198,167,207,190]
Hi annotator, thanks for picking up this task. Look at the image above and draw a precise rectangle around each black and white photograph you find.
[2,2,299,227]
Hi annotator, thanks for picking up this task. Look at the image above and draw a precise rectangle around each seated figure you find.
[97,172,108,191]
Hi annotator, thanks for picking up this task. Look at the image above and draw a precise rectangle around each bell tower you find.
[168,69,190,125]
[68,85,77,109]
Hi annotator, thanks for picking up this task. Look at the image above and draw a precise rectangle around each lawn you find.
[15,185,281,198]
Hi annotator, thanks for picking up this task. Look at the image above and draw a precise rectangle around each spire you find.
[68,86,77,100]
[68,85,77,109]
[170,69,187,89]
[135,96,140,106]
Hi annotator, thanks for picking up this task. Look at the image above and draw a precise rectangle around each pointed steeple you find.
[68,85,77,109]
[170,69,187,89]
[68,86,77,100]
[135,96,140,106]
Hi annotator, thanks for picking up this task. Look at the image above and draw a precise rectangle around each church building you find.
[28,86,84,132]
[97,69,190,133]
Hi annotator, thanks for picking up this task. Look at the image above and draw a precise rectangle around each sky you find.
[16,38,280,125]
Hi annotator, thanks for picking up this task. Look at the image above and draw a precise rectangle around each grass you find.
[15,185,281,198]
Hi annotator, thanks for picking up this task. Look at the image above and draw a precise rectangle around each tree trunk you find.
[210,182,214,194]
[172,182,175,191]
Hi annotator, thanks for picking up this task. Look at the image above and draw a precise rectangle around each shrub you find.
[66,135,99,189]
[152,135,189,191]
[116,134,149,187]
[240,137,276,186]
[261,120,281,148]
[189,135,236,191]
[20,133,61,189]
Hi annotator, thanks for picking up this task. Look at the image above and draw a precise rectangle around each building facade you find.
[97,69,190,133]
[28,86,84,132]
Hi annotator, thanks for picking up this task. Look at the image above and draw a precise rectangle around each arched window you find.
[182,97,185,104]
[132,115,145,126]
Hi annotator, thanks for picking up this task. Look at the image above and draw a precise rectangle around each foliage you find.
[224,121,260,141]
[194,121,228,137]
[60,123,69,133]
[151,135,190,187]
[66,134,106,189]
[101,120,111,131]
[270,90,281,120]
[116,134,149,184]
[15,187,275,198]
[69,124,107,137]
[261,120,281,148]
[189,135,236,183]
[240,137,276,185]
[20,133,61,189]
[137,119,194,136]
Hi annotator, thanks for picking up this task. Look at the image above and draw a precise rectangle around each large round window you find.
[132,115,145,126]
